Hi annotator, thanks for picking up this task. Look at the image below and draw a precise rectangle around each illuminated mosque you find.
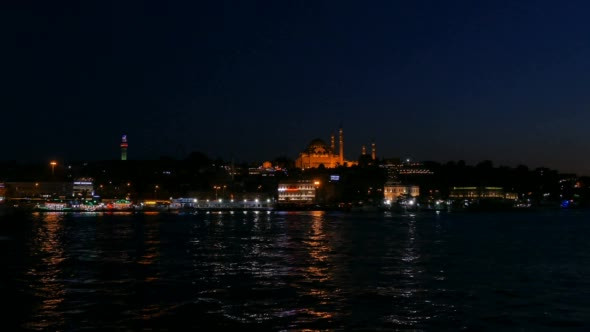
[295,127,373,169]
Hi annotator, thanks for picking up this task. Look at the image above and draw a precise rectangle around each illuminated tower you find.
[339,127,344,165]
[371,140,376,160]
[362,145,367,155]
[120,135,128,161]
[330,134,335,153]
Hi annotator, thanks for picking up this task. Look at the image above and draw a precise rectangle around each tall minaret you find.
[371,140,376,160]
[330,133,336,167]
[339,127,344,165]
[120,135,128,161]
[330,133,335,153]
[361,145,367,155]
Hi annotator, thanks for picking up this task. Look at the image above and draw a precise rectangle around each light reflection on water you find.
[2,210,590,330]
[25,213,67,330]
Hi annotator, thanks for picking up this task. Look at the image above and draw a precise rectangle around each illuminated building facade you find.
[73,178,94,198]
[384,182,420,201]
[120,135,128,161]
[450,187,517,200]
[248,161,285,177]
[295,127,358,169]
[278,180,316,204]
[381,158,433,182]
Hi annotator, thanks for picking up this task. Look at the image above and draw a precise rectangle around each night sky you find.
[2,1,590,175]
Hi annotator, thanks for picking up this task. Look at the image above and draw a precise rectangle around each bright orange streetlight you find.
[50,161,57,176]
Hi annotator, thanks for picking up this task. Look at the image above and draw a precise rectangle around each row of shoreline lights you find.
[188,198,271,203]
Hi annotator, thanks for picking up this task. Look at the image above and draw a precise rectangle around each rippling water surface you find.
[2,210,590,330]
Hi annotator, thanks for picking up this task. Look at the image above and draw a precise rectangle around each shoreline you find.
[1,205,586,215]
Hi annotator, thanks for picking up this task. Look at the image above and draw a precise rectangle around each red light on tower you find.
[120,135,128,161]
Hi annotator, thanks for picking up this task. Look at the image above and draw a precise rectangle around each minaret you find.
[371,140,376,160]
[330,134,335,153]
[330,133,336,167]
[120,135,128,161]
[339,127,344,165]
[362,145,366,155]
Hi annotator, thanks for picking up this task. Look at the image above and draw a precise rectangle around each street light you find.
[50,161,57,176]
[313,180,321,204]
[154,185,159,199]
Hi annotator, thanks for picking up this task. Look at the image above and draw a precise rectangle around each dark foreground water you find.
[1,210,590,331]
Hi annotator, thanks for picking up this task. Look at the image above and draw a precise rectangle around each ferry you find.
[36,202,72,212]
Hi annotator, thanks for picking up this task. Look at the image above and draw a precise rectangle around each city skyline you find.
[2,130,588,177]
[2,1,590,175]
[4,3,590,331]
[0,127,589,177]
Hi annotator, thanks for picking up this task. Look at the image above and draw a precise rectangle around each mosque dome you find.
[306,138,331,154]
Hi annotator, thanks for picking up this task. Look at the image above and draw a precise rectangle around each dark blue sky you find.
[2,1,590,174]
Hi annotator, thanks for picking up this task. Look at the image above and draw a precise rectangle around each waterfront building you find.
[383,182,420,201]
[278,180,317,204]
[450,187,517,200]
[73,178,94,198]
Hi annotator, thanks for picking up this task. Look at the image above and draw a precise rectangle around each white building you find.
[384,182,419,201]
[278,180,316,204]
[73,178,94,198]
